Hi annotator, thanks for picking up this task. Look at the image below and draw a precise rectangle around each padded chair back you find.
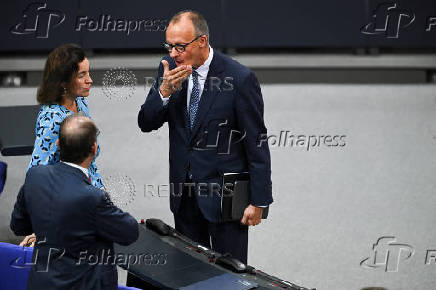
[0,242,33,290]
[0,161,6,194]
[0,242,140,290]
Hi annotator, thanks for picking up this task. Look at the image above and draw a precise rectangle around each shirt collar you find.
[194,46,214,79]
[61,161,89,179]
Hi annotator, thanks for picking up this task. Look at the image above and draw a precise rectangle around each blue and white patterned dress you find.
[28,97,103,188]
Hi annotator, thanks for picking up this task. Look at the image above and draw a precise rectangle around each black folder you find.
[220,172,269,222]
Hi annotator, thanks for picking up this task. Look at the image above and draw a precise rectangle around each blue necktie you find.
[189,70,200,130]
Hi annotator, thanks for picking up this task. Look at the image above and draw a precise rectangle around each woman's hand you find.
[19,233,36,247]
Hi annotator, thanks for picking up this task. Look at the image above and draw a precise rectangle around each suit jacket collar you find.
[55,162,91,185]
[168,78,190,143]
[61,161,89,178]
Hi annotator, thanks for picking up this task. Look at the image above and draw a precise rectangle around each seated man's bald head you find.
[59,115,98,164]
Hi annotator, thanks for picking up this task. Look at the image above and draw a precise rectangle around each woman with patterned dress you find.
[21,44,103,246]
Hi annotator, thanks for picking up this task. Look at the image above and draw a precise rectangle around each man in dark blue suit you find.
[138,10,272,263]
[11,115,139,290]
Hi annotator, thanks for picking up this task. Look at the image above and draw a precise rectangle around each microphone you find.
[145,218,174,236]
[145,218,217,260]
[145,219,314,289]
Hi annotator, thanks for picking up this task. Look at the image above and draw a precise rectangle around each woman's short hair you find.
[37,43,85,104]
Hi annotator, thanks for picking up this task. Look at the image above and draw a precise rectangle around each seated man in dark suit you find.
[10,115,139,290]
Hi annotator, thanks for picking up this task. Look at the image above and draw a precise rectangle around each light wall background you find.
[1,83,436,290]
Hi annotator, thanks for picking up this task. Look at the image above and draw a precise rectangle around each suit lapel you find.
[189,52,225,142]
[170,80,190,143]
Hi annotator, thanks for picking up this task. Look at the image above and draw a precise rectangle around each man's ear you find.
[199,35,208,48]
[92,141,98,155]
[56,139,60,147]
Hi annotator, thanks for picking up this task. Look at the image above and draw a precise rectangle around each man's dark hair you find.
[59,115,98,164]
[37,43,86,104]
[170,10,209,39]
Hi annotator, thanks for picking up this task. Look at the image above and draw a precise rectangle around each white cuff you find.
[159,90,171,105]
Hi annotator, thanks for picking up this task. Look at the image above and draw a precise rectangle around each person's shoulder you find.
[36,104,65,124]
[26,163,55,180]
[60,181,104,209]
[81,186,112,207]
[39,104,65,115]
[54,165,103,202]
[83,184,103,197]
[214,50,253,89]
[214,50,251,75]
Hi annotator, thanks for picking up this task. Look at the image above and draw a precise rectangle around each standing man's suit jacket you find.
[10,162,139,290]
[138,50,273,222]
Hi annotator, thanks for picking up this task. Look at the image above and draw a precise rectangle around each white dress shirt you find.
[160,46,214,109]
